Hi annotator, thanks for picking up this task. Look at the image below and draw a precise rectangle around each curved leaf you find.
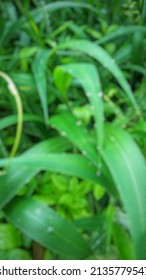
[97,26,146,44]
[5,197,92,259]
[57,63,104,149]
[59,40,140,114]
[102,126,146,259]
[0,154,104,185]
[0,137,71,209]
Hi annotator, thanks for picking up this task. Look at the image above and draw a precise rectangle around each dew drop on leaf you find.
[76,120,82,126]
[60,131,66,137]
[86,92,91,97]
[110,136,115,141]
[82,150,87,156]
[98,92,103,98]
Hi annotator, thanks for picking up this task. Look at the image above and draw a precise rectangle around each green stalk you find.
[0,72,23,159]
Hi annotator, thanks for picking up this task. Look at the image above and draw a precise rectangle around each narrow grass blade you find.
[0,114,43,130]
[102,126,146,259]
[123,64,146,76]
[97,26,146,44]
[32,49,49,124]
[57,63,104,150]
[5,197,92,259]
[59,40,140,114]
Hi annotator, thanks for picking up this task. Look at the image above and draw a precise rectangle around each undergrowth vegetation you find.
[0,0,146,260]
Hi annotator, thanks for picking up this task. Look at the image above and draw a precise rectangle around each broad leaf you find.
[102,126,146,259]
[0,137,71,209]
[5,197,92,259]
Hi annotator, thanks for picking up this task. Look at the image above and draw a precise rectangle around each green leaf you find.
[32,49,49,124]
[59,40,140,114]
[113,224,135,260]
[131,32,144,65]
[5,197,92,259]
[102,125,146,259]
[0,137,71,209]
[0,154,103,186]
[74,213,105,231]
[0,249,32,260]
[50,112,99,165]
[97,26,146,44]
[50,112,116,195]
[0,114,43,130]
[10,73,36,92]
[53,66,72,101]
[57,63,104,150]
[0,224,21,250]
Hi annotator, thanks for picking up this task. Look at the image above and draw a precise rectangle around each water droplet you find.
[110,136,115,141]
[82,150,87,156]
[76,120,82,126]
[98,92,103,98]
[61,131,66,137]
[86,92,91,97]
[47,226,53,233]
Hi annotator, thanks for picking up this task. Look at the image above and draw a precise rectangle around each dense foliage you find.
[0,0,146,260]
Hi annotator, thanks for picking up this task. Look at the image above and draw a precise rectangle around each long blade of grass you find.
[97,26,146,44]
[102,125,146,259]
[5,197,92,259]
[0,114,43,130]
[59,40,140,114]
[0,154,104,186]
[32,49,49,124]
[57,63,104,150]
